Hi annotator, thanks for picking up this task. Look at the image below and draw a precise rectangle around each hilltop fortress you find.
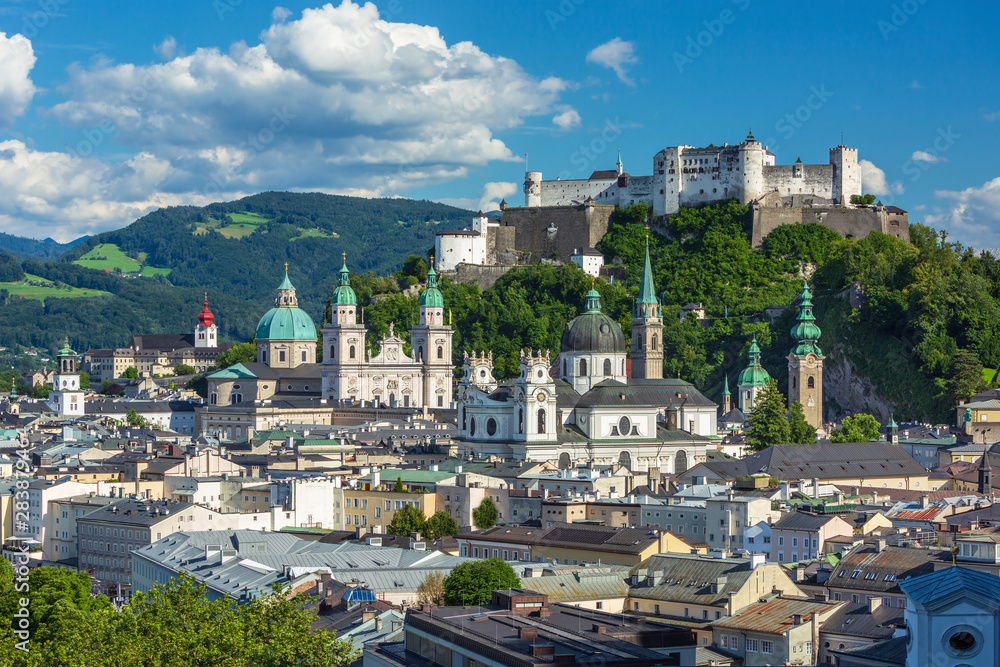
[434,131,908,281]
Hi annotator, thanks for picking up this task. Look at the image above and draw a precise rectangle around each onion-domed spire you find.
[198,293,214,328]
[420,255,444,309]
[332,253,358,306]
[738,335,770,387]
[790,283,822,356]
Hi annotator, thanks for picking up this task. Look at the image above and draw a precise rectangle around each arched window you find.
[622,360,626,375]
[675,450,688,474]
[652,334,658,350]
[461,407,466,431]
[537,408,546,434]
[618,450,632,471]
[562,359,567,377]
[210,393,217,405]
[349,345,356,359]
[417,346,423,362]
[808,376,815,389]
[518,408,523,433]
[603,358,612,376]
[792,376,797,389]
[579,359,587,376]
[470,417,477,437]
[437,346,443,359]
[558,453,571,469]
[330,345,336,360]
[229,392,242,404]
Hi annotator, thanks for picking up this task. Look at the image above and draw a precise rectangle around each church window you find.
[350,345,356,359]
[745,390,751,400]
[229,392,242,404]
[537,409,546,434]
[470,417,476,437]
[461,407,466,430]
[603,359,612,376]
[437,396,443,407]
[210,393,217,405]
[579,359,587,376]
[518,408,524,433]
[808,376,815,389]
[562,359,567,377]
[619,416,631,435]
[417,346,423,362]
[487,418,497,436]
[792,376,796,389]
[279,350,286,363]
[652,334,658,350]
[404,395,410,408]
[330,345,336,360]
[437,346,443,359]
[301,350,307,362]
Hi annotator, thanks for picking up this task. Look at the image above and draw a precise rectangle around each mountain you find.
[0,192,472,361]
[0,232,87,260]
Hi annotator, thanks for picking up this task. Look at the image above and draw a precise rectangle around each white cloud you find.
[586,37,638,86]
[860,159,904,196]
[436,181,517,214]
[984,110,1000,122]
[0,32,37,129]
[552,108,581,130]
[910,150,945,164]
[153,36,177,59]
[272,6,292,22]
[926,177,1000,248]
[9,1,572,239]
[911,80,923,89]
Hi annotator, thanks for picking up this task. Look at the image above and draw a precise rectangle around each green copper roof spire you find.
[738,335,770,387]
[278,261,295,291]
[723,374,730,396]
[637,232,657,306]
[420,255,444,308]
[790,282,823,356]
[332,253,357,306]
[616,148,622,168]
[584,280,603,314]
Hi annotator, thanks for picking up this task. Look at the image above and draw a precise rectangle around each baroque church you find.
[453,239,715,473]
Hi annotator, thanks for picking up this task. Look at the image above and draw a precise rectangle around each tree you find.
[830,413,882,443]
[29,383,49,399]
[79,372,91,391]
[125,409,148,428]
[392,477,405,493]
[122,366,138,379]
[424,511,460,540]
[416,571,445,606]
[945,349,986,408]
[850,194,877,205]
[387,505,426,536]
[443,559,520,606]
[173,363,196,376]
[745,379,791,452]
[473,498,499,530]
[212,342,256,370]
[787,401,817,444]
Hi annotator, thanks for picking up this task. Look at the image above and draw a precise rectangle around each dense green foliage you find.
[0,254,25,282]
[830,414,882,443]
[443,559,520,606]
[745,379,791,451]
[0,563,356,666]
[788,402,817,444]
[0,233,82,260]
[473,498,499,530]
[424,510,461,540]
[386,505,426,536]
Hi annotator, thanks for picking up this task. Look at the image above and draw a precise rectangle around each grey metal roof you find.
[827,545,947,594]
[698,442,927,481]
[772,511,844,532]
[134,529,472,602]
[900,565,1000,607]
[518,571,628,603]
[627,553,757,607]
[820,601,904,640]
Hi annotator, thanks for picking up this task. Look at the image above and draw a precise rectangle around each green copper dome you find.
[256,271,318,341]
[332,256,358,307]
[737,336,770,387]
[561,288,626,354]
[420,264,444,308]
[790,283,823,356]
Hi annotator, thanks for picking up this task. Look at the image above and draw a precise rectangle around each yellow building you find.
[342,488,438,535]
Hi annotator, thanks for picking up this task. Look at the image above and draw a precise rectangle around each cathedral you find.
[321,256,454,408]
[453,239,714,473]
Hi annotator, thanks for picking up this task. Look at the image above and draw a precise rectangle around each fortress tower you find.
[524,171,542,207]
[830,145,861,205]
[631,234,663,379]
[788,283,824,429]
[738,129,765,204]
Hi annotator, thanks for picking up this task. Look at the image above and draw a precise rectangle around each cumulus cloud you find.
[910,150,945,164]
[586,37,638,85]
[436,181,517,213]
[926,177,1000,248]
[10,1,573,239]
[552,108,581,130]
[272,6,292,22]
[153,36,176,59]
[0,32,37,129]
[860,159,904,196]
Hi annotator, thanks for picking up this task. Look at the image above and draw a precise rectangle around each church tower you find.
[194,295,218,348]
[410,259,455,408]
[788,283,824,429]
[631,234,663,379]
[49,338,84,417]
[322,255,366,401]
[737,336,770,413]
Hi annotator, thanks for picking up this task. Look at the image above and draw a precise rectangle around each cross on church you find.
[284,261,288,273]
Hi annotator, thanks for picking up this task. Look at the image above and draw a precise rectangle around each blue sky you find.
[0,0,998,246]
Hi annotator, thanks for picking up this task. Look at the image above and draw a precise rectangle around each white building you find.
[900,566,1000,667]
[20,478,98,560]
[322,257,454,409]
[434,211,494,272]
[570,247,604,278]
[523,134,862,217]
[48,340,84,417]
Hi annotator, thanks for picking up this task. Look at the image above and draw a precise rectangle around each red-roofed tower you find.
[195,294,218,348]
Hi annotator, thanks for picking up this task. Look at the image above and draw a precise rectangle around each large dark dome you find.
[560,289,626,354]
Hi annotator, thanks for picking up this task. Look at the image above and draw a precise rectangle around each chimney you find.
[362,610,377,624]
[868,597,882,613]
[792,614,802,626]
[648,467,660,494]
[876,539,887,553]
[920,494,930,509]
[794,566,806,582]
[812,478,820,499]
[375,616,383,631]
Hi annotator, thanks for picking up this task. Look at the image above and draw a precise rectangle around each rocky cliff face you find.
[823,344,897,422]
